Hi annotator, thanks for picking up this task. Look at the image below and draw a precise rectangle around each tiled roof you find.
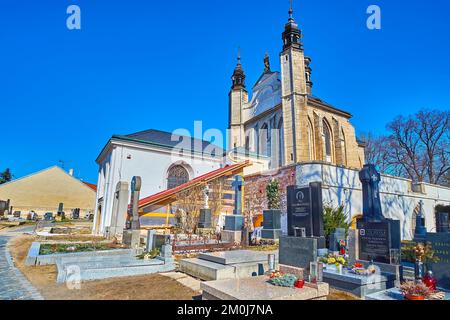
[113,128,223,154]
[138,161,250,211]
[83,182,97,191]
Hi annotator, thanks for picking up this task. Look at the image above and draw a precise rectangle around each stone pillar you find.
[123,176,142,250]
[146,229,156,252]
[347,229,359,267]
[109,181,129,240]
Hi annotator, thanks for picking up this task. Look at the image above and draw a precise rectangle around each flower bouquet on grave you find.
[319,254,347,272]
[400,281,432,301]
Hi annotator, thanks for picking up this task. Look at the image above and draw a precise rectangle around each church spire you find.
[231,48,246,90]
[282,0,302,51]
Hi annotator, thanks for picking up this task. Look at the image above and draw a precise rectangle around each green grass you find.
[39,243,115,255]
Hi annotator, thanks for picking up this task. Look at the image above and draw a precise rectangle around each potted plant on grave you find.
[261,179,282,240]
[400,281,432,300]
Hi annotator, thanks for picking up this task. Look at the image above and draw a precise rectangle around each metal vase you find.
[414,259,425,281]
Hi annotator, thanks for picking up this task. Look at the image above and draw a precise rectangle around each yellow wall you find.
[0,166,96,216]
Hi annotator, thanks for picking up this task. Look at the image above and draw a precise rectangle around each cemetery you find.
[15,161,449,301]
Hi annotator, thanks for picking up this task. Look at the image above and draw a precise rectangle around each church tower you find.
[228,51,248,150]
[280,3,311,165]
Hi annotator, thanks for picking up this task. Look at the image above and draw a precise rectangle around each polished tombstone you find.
[435,212,449,233]
[357,165,401,264]
[201,276,329,300]
[329,228,346,252]
[223,176,245,243]
[261,209,282,240]
[122,176,142,250]
[280,182,325,270]
[423,232,450,290]
[279,236,319,270]
[286,182,324,238]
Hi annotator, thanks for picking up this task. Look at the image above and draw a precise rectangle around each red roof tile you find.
[138,161,250,210]
[83,182,97,191]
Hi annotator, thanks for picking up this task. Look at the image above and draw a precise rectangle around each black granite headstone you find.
[424,233,450,290]
[435,212,449,233]
[357,164,401,264]
[287,182,324,238]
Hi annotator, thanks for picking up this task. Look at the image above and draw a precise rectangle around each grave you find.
[109,181,129,239]
[323,260,399,299]
[198,185,212,229]
[222,176,244,244]
[122,176,142,250]
[201,276,329,300]
[329,228,346,252]
[279,182,325,272]
[324,165,401,298]
[72,208,80,220]
[356,165,401,264]
[25,241,174,282]
[44,212,54,221]
[422,232,450,290]
[179,249,278,281]
[261,210,282,240]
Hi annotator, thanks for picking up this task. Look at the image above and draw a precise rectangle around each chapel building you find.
[228,6,366,170]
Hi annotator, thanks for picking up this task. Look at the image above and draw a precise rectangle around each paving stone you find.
[0,227,44,300]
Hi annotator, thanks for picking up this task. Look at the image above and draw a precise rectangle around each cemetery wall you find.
[296,162,450,240]
[94,142,222,235]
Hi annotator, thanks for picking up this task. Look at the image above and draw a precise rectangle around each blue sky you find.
[0,0,449,183]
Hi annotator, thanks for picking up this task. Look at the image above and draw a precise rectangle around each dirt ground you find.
[9,234,358,300]
[8,235,199,300]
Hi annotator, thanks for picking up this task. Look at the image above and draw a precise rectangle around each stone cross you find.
[129,176,142,230]
[203,184,210,209]
[415,200,427,237]
[232,175,243,215]
[359,164,383,222]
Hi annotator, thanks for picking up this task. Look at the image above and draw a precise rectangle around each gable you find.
[0,167,96,209]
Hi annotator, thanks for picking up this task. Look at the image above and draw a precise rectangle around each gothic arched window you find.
[278,118,284,167]
[341,129,347,166]
[323,119,332,162]
[307,118,315,161]
[259,123,269,157]
[167,165,189,189]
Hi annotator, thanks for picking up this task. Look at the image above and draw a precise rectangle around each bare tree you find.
[209,177,227,227]
[361,133,400,175]
[363,109,449,185]
[387,110,449,184]
[175,185,204,233]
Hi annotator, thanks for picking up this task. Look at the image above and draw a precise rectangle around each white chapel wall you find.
[295,162,450,240]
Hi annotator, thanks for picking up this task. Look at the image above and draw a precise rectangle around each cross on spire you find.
[289,0,294,19]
